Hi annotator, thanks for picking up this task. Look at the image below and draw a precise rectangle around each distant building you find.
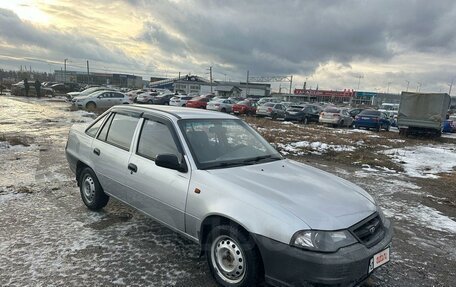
[54,70,143,88]
[293,88,355,104]
[149,75,271,97]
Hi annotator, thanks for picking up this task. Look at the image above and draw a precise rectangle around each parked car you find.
[443,115,456,133]
[285,104,322,124]
[354,110,391,131]
[136,91,158,104]
[257,97,281,106]
[206,99,237,113]
[280,101,293,108]
[11,81,54,97]
[256,102,287,119]
[51,83,80,94]
[185,96,210,109]
[232,100,257,115]
[349,108,365,119]
[152,93,175,105]
[169,95,195,107]
[72,90,129,110]
[66,105,392,287]
[319,107,354,127]
[67,86,113,100]
[126,89,148,103]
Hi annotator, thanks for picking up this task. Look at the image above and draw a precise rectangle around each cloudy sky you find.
[0,0,455,93]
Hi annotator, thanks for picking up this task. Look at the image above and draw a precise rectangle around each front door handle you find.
[93,148,100,156]
[128,163,138,173]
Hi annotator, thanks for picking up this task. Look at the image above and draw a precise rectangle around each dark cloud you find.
[0,8,137,67]
[129,0,456,77]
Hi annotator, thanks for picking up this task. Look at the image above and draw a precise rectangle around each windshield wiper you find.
[243,154,282,164]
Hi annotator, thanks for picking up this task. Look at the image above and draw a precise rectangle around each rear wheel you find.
[206,225,262,287]
[272,113,277,120]
[86,102,96,111]
[221,108,227,113]
[78,167,109,211]
[376,125,381,132]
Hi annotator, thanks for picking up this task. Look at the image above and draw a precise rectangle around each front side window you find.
[104,113,139,150]
[179,119,282,169]
[137,120,180,160]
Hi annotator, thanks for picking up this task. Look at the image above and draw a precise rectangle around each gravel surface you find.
[0,96,455,286]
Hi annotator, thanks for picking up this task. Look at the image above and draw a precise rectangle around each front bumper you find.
[253,220,393,287]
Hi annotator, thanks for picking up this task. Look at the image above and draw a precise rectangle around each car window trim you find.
[84,110,111,138]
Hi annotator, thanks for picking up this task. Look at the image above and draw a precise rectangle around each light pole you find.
[357,75,364,90]
[417,82,422,92]
[405,80,409,92]
[63,58,68,83]
[448,78,454,96]
[387,82,392,94]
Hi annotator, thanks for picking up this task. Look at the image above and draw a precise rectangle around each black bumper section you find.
[253,220,393,287]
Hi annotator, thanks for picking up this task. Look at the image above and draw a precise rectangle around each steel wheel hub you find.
[211,235,245,283]
[82,174,95,203]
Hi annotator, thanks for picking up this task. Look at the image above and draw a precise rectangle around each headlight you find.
[291,230,357,252]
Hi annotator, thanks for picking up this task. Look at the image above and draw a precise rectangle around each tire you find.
[78,167,109,211]
[221,108,227,113]
[339,120,344,128]
[302,117,308,125]
[376,125,381,132]
[147,99,154,104]
[165,102,169,105]
[272,113,277,120]
[385,125,390,131]
[206,225,263,287]
[86,102,96,111]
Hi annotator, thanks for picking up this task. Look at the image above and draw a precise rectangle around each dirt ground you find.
[0,96,455,287]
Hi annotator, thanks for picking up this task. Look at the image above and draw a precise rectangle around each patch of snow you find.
[0,192,26,204]
[387,139,406,143]
[383,144,456,178]
[361,164,378,172]
[402,204,456,233]
[281,121,294,125]
[278,141,356,154]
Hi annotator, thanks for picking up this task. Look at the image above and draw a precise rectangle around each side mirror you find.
[155,154,187,172]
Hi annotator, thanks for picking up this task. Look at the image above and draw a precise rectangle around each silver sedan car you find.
[319,106,354,127]
[65,105,392,287]
[72,90,130,111]
[206,98,237,113]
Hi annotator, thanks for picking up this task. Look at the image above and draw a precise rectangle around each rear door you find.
[91,112,141,202]
[126,116,189,231]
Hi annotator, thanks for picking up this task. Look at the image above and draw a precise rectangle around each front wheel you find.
[206,225,263,287]
[78,167,109,210]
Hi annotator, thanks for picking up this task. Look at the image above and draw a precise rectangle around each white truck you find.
[397,92,451,137]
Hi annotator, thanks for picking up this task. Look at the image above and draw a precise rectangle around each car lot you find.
[0,95,455,286]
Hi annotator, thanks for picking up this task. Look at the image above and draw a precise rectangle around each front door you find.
[126,117,189,231]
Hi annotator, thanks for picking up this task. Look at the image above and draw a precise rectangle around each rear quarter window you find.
[85,113,108,138]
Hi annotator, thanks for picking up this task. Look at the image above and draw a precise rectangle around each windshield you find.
[179,119,282,169]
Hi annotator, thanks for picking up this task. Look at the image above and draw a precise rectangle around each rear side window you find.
[104,113,139,150]
[86,113,108,138]
[137,120,179,160]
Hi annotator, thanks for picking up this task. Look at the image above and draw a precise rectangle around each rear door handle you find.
[93,148,100,156]
[128,163,138,173]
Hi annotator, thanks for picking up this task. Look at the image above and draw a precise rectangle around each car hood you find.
[207,159,376,230]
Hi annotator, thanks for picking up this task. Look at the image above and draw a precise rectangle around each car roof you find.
[114,104,238,120]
